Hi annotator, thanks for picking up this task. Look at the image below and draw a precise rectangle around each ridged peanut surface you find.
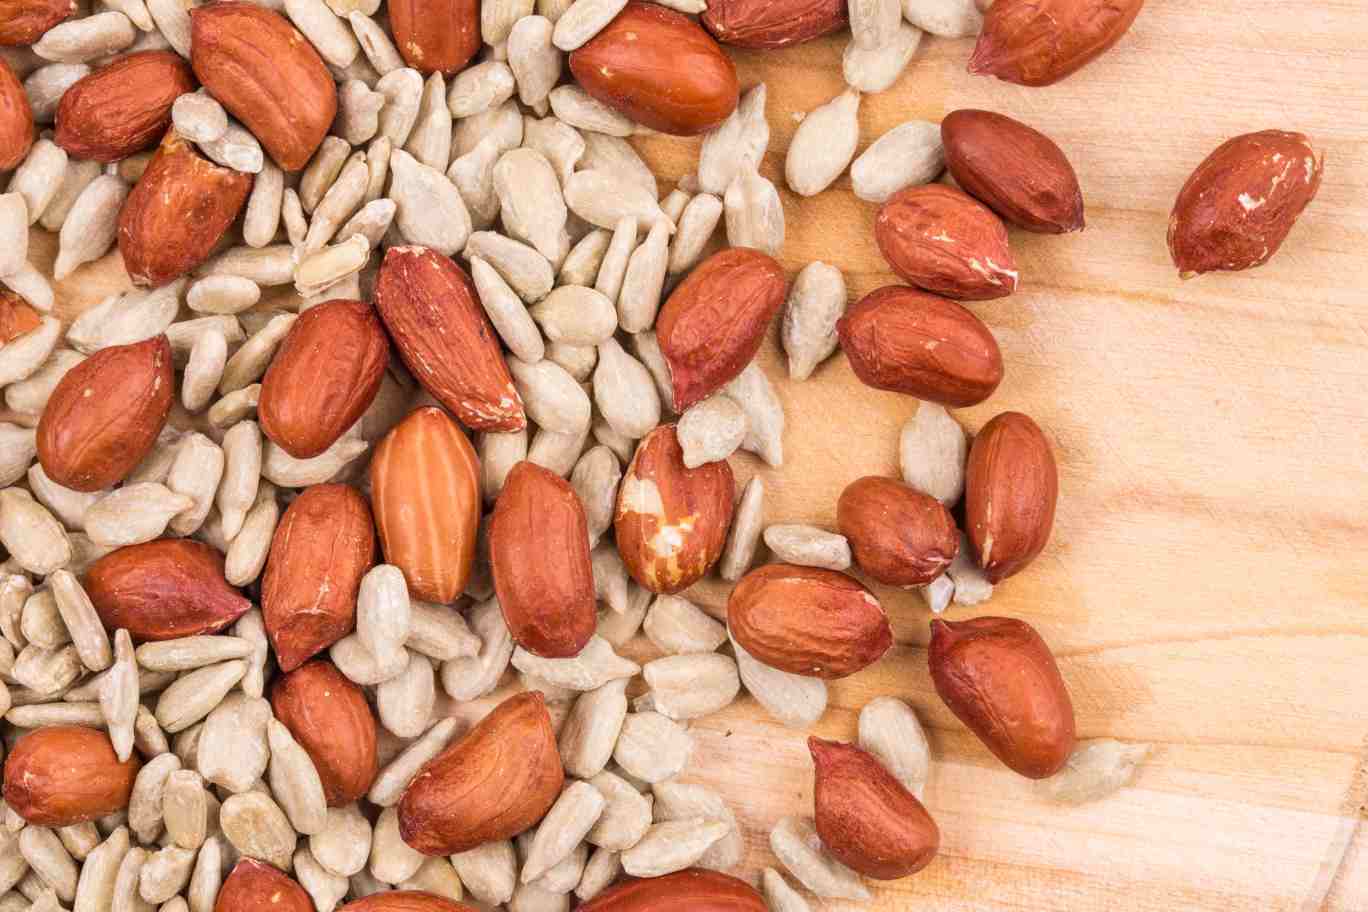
[398,691,564,855]
[371,407,481,604]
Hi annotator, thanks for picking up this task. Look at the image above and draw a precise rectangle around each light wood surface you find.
[13,1,1368,909]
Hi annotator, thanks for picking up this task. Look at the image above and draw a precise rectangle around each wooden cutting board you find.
[15,1,1368,909]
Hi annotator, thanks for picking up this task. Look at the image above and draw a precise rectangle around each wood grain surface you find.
[10,0,1368,909]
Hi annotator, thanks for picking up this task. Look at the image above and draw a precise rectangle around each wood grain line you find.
[1053,627,1368,660]
[1300,736,1368,911]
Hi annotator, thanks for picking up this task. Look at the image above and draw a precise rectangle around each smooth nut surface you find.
[259,299,389,459]
[0,0,76,47]
[118,131,254,288]
[656,247,787,411]
[36,335,173,492]
[390,0,481,75]
[577,868,767,912]
[837,475,959,588]
[0,59,33,172]
[3,726,141,826]
[570,2,739,136]
[929,616,1076,778]
[398,691,564,855]
[489,460,597,658]
[963,411,1058,582]
[271,659,379,806]
[215,858,313,912]
[190,2,338,170]
[942,108,1085,234]
[836,285,1003,408]
[53,51,194,162]
[371,407,481,604]
[809,737,939,879]
[727,563,892,679]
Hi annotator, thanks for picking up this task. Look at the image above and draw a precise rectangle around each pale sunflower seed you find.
[621,819,727,878]
[616,220,668,332]
[348,11,402,75]
[850,119,944,203]
[508,16,562,107]
[453,98,525,158]
[0,317,62,387]
[520,782,604,884]
[947,532,993,605]
[512,636,638,692]
[667,193,723,275]
[857,696,930,798]
[564,170,672,233]
[368,717,459,807]
[6,350,84,416]
[6,140,66,223]
[72,826,129,912]
[698,84,768,195]
[642,595,725,655]
[548,86,632,136]
[763,524,852,570]
[612,712,691,784]
[558,678,628,781]
[19,827,77,902]
[451,840,516,906]
[376,651,433,738]
[731,633,827,728]
[676,395,746,468]
[447,61,516,118]
[569,446,620,547]
[128,753,181,845]
[531,284,616,345]
[83,484,194,549]
[843,21,922,93]
[724,363,784,467]
[762,868,812,912]
[181,330,227,414]
[782,261,846,380]
[295,846,348,912]
[770,815,870,900]
[439,598,512,702]
[37,160,99,234]
[465,231,554,302]
[651,782,743,871]
[723,167,784,256]
[220,792,294,870]
[0,489,69,575]
[478,429,530,505]
[309,805,371,878]
[153,660,246,733]
[66,283,181,355]
[23,65,88,126]
[138,845,194,904]
[405,73,453,170]
[642,653,739,721]
[261,435,368,488]
[578,132,655,197]
[1037,740,1151,804]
